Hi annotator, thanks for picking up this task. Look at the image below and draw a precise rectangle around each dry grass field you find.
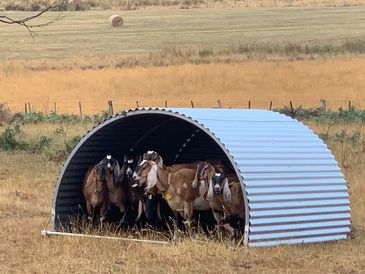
[1,57,365,113]
[1,7,365,61]
[0,122,364,273]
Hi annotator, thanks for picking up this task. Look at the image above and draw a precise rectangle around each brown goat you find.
[194,161,244,236]
[101,155,126,216]
[82,163,108,223]
[133,158,210,232]
[142,151,225,187]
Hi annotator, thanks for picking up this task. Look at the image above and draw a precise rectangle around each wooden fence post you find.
[54,102,57,114]
[165,101,168,108]
[269,101,273,110]
[25,103,28,114]
[217,99,222,108]
[136,101,139,108]
[348,100,352,110]
[28,102,31,113]
[320,99,327,111]
[79,102,83,119]
[248,101,251,109]
[108,100,113,116]
[290,101,294,117]
[191,101,195,108]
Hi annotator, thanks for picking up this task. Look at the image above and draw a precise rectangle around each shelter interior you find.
[55,113,240,230]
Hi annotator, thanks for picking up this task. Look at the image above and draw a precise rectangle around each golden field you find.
[0,122,364,273]
[1,57,365,114]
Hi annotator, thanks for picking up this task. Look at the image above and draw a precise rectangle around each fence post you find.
[108,100,113,116]
[217,99,222,108]
[248,101,251,109]
[290,101,294,117]
[79,102,83,119]
[348,100,352,110]
[53,102,57,114]
[136,101,139,108]
[165,101,168,108]
[25,103,28,114]
[28,102,31,113]
[191,100,195,108]
[320,99,327,111]
[269,101,272,110]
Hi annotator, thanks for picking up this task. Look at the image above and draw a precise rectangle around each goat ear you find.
[206,179,214,201]
[146,164,158,189]
[193,162,206,188]
[157,155,163,167]
[113,160,123,183]
[223,178,231,203]
[98,158,105,166]
[137,155,142,165]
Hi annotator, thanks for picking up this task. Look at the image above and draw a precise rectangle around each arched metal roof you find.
[51,108,350,247]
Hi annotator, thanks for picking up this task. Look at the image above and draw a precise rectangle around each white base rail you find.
[41,230,170,245]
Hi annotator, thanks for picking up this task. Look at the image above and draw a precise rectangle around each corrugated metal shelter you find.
[51,108,351,247]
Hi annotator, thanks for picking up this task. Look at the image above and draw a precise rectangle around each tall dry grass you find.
[1,57,365,113]
[0,122,364,273]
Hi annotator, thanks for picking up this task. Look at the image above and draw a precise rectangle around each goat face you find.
[211,173,226,194]
[102,155,116,172]
[99,155,122,185]
[207,173,231,203]
[132,159,156,188]
[143,151,163,167]
[95,163,106,192]
[123,154,136,179]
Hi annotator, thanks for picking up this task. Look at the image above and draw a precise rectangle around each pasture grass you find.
[2,57,365,113]
[1,7,365,63]
[0,121,364,273]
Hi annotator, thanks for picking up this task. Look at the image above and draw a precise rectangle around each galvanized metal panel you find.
[51,108,350,247]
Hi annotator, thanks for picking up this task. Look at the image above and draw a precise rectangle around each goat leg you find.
[86,202,93,223]
[183,201,194,235]
[156,201,162,221]
[99,200,108,224]
[221,223,235,238]
[135,200,143,222]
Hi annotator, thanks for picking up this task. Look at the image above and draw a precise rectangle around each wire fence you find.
[4,99,365,116]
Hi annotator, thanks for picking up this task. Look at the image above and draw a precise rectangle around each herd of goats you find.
[82,151,245,238]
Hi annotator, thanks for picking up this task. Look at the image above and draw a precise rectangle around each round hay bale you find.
[109,15,124,27]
